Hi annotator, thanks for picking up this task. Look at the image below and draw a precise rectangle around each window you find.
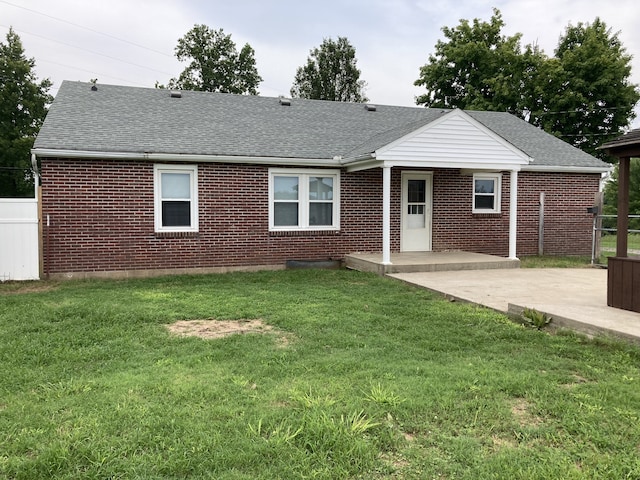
[269,169,340,231]
[154,165,198,232]
[473,173,501,213]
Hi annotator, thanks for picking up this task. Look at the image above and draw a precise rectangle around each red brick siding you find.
[431,170,598,256]
[517,172,598,256]
[41,159,599,274]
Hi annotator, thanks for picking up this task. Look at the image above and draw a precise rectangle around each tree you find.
[532,19,639,160]
[414,11,639,162]
[290,37,368,102]
[0,28,52,197]
[414,9,532,114]
[167,25,262,95]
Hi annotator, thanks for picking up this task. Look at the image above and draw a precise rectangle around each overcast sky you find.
[2,0,640,125]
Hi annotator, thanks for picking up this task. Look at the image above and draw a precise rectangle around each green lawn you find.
[1,270,639,479]
[600,233,640,251]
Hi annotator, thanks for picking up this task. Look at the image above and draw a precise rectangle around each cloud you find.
[1,0,639,124]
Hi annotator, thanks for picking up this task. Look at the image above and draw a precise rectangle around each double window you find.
[472,173,501,214]
[154,165,198,232]
[269,169,340,231]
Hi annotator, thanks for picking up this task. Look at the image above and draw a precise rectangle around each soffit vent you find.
[364,104,377,112]
[170,91,182,98]
[279,97,291,106]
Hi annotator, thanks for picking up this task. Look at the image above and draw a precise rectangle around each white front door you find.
[401,172,432,252]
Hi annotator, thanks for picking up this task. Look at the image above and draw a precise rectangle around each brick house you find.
[32,81,609,278]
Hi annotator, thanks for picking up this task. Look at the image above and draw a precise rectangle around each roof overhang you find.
[344,156,526,173]
[31,148,340,168]
[522,164,612,174]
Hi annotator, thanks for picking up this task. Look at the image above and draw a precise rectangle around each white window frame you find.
[472,173,501,214]
[268,168,340,231]
[154,164,199,232]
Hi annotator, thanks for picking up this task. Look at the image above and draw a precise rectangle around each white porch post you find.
[509,169,518,259]
[382,165,392,265]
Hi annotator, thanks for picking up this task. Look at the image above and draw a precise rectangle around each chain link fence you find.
[591,214,640,265]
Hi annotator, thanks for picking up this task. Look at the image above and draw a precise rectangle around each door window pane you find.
[274,176,299,200]
[162,173,191,198]
[408,180,426,203]
[274,202,299,226]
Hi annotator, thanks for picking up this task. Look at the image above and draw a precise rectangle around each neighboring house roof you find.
[34,81,609,172]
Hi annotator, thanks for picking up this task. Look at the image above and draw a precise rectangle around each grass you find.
[519,255,592,268]
[600,233,640,251]
[1,270,640,479]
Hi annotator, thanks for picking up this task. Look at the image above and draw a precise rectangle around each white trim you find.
[382,166,391,265]
[472,173,502,214]
[522,164,611,174]
[268,168,340,232]
[153,164,199,233]
[33,148,610,174]
[401,171,433,252]
[32,148,338,168]
[509,170,518,259]
[345,158,524,172]
[375,109,532,165]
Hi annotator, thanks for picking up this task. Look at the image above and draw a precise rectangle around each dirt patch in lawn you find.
[0,282,58,295]
[167,318,287,341]
[510,398,543,427]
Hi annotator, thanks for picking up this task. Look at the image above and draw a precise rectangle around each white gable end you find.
[375,109,531,170]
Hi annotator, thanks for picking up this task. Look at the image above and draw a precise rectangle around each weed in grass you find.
[364,382,406,408]
[522,307,553,330]
[289,389,337,409]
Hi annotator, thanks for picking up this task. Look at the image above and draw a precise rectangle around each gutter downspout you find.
[31,153,39,195]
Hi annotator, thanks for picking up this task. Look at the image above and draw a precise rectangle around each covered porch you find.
[342,109,531,271]
[345,251,520,275]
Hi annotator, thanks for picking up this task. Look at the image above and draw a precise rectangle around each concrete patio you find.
[389,268,640,344]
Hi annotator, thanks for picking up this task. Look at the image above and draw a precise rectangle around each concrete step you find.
[345,252,520,275]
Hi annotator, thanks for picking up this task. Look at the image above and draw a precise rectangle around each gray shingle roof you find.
[34,81,608,171]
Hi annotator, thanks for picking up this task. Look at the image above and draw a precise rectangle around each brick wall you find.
[431,169,598,256]
[517,171,599,256]
[40,159,600,274]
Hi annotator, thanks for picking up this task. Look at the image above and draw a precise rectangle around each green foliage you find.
[166,24,262,94]
[415,10,639,162]
[414,8,533,115]
[0,28,52,197]
[521,307,553,330]
[290,37,368,102]
[519,255,592,268]
[535,18,640,160]
[2,270,640,478]
[603,158,640,231]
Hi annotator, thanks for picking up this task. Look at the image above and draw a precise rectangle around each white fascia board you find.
[522,164,612,174]
[376,109,532,164]
[383,159,522,171]
[31,148,339,167]
[344,158,381,172]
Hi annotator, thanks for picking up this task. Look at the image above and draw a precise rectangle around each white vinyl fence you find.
[0,198,39,281]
